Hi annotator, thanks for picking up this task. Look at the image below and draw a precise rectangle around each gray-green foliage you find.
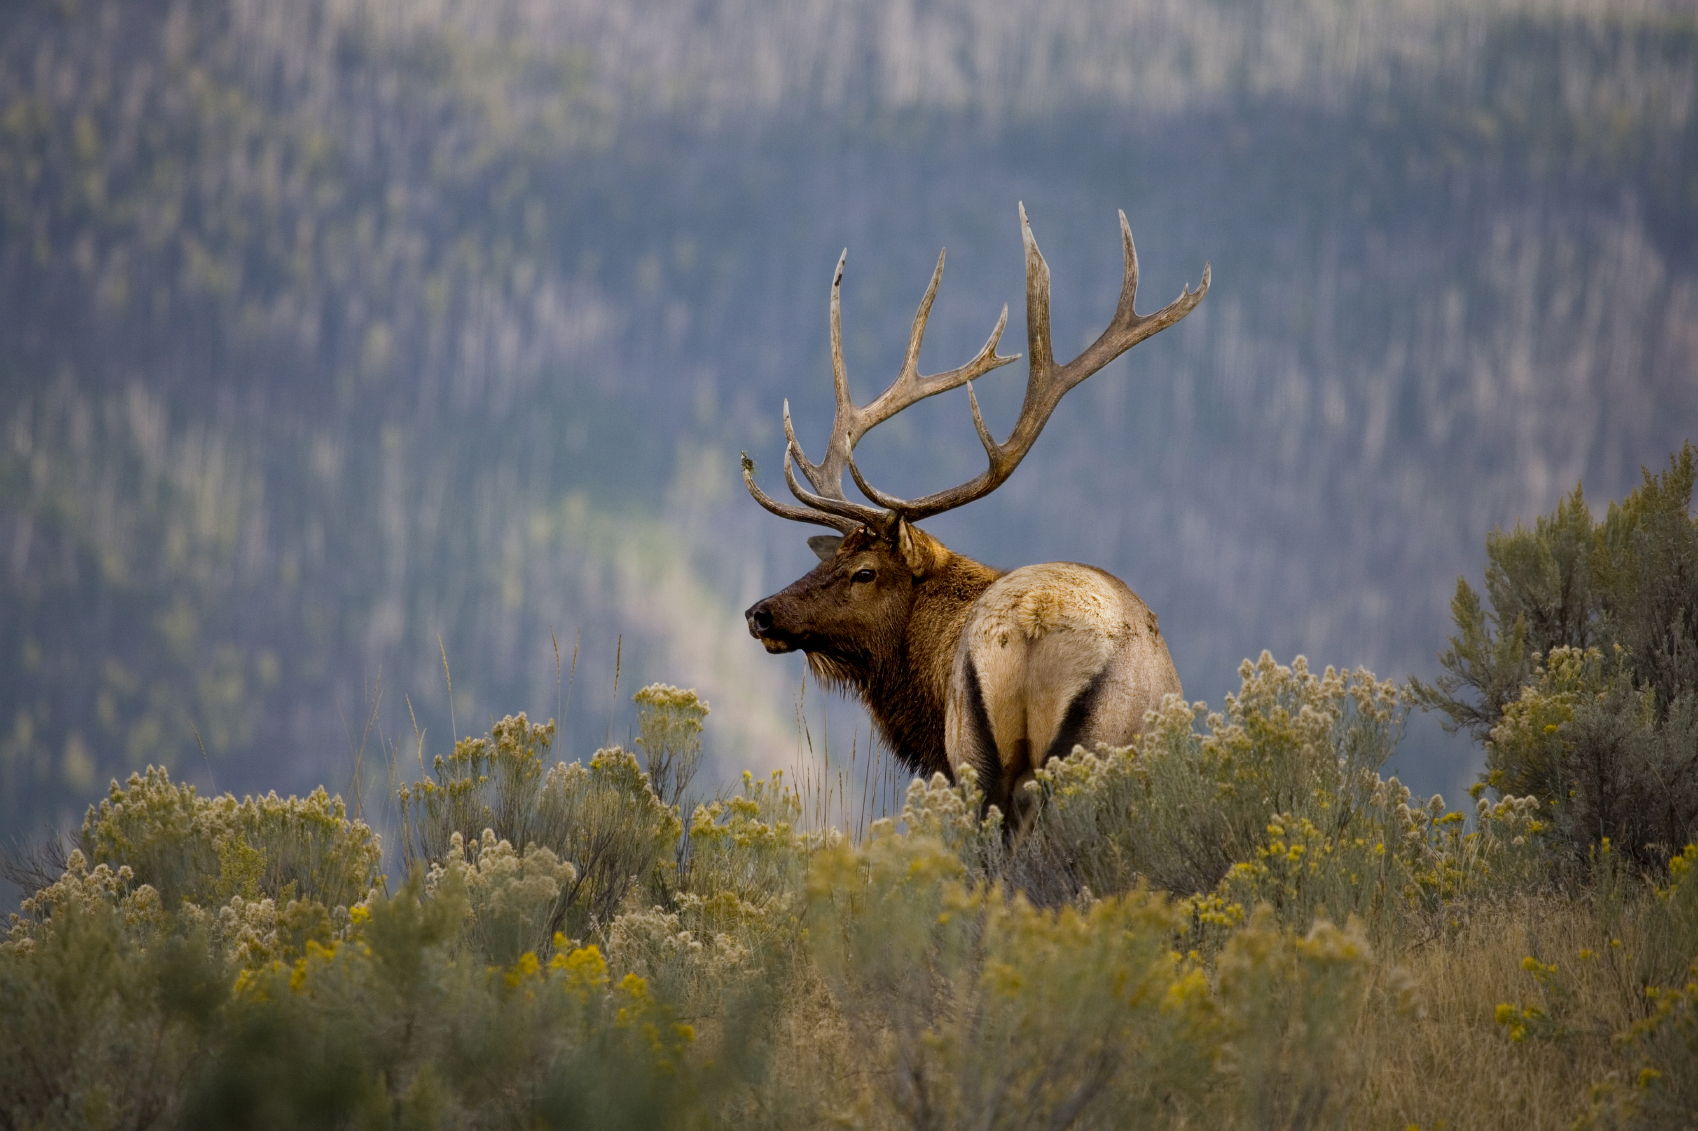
[5,752,711,1129]
[82,767,383,910]
[633,684,709,810]
[805,833,1229,1130]
[181,869,703,1131]
[1,855,215,1130]
[398,711,682,944]
[1413,443,1698,867]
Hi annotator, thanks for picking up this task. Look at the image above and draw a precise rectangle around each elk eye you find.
[851,568,876,583]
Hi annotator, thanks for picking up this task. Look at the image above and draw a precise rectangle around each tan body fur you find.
[945,563,1181,817]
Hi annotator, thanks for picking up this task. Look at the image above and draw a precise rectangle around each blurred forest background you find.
[2,0,1695,838]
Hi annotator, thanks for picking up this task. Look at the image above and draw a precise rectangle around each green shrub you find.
[1015,654,1403,902]
[184,870,702,1131]
[633,684,710,810]
[805,827,1384,1129]
[1,852,214,1129]
[1002,653,1545,951]
[80,766,382,911]
[1413,443,1698,866]
[436,829,578,967]
[3,827,707,1130]
[1485,647,1698,868]
[608,770,813,1037]
[398,713,682,942]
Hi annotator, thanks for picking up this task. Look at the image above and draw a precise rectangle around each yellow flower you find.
[233,968,259,998]
[615,971,652,1025]
[986,961,1023,996]
[1162,968,1209,1013]
[505,951,540,988]
[552,945,609,997]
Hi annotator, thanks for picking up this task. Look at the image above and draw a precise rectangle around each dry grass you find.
[1356,891,1670,1131]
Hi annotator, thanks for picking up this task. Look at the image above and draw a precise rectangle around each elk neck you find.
[817,544,1000,778]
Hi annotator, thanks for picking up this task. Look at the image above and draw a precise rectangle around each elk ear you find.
[894,520,944,578]
[807,534,843,562]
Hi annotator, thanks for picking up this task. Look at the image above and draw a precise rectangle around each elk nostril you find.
[747,605,773,634]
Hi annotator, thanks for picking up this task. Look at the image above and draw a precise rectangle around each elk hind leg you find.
[1039,667,1113,766]
[959,655,1026,823]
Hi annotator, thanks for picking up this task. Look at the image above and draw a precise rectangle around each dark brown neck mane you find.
[807,551,1000,778]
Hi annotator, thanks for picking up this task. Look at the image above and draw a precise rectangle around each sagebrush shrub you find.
[81,767,382,910]
[1016,653,1402,905]
[399,714,681,939]
[805,826,1387,1130]
[1485,648,1698,868]
[3,852,217,1128]
[633,684,710,809]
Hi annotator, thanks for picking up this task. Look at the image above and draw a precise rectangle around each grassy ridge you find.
[5,663,1695,1129]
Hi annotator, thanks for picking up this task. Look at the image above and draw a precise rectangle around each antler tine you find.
[741,452,859,532]
[1022,201,1055,385]
[780,399,807,482]
[1070,208,1209,383]
[862,296,1018,426]
[898,249,948,384]
[846,203,1210,523]
[1112,210,1139,328]
[784,251,851,498]
[966,382,997,460]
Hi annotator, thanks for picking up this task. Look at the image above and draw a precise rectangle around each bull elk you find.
[743,204,1208,821]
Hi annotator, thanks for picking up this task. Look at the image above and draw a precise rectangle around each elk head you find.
[744,520,949,657]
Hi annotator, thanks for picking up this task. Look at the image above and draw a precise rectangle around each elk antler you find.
[743,245,1019,532]
[743,204,1208,533]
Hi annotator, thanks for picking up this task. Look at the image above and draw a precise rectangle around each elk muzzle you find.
[745,598,799,653]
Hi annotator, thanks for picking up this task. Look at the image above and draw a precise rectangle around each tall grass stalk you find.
[790,670,907,842]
